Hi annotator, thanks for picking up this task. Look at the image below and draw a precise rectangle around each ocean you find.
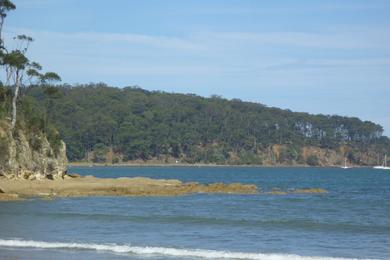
[0,166,389,260]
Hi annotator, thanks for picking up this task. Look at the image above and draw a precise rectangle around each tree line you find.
[23,83,390,164]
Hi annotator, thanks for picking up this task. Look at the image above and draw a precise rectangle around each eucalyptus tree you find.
[3,35,33,128]
[0,0,61,130]
[0,0,15,48]
[41,72,62,133]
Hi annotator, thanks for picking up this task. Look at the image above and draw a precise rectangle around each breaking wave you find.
[0,239,372,260]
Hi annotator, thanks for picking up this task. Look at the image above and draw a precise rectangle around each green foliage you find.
[28,135,42,151]
[238,150,262,165]
[92,143,108,163]
[46,125,62,157]
[0,136,9,164]
[40,72,61,84]
[347,150,356,163]
[306,155,319,166]
[22,84,390,164]
[0,85,11,118]
[0,0,16,13]
[279,145,299,163]
[20,95,45,132]
[2,50,28,69]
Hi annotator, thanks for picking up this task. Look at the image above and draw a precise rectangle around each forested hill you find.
[24,83,390,166]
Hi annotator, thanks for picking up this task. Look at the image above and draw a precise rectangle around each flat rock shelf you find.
[0,175,259,200]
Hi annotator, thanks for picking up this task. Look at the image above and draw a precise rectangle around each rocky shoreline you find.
[0,174,259,201]
[0,174,329,201]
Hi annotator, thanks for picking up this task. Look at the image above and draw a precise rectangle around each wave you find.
[27,212,390,234]
[0,239,372,260]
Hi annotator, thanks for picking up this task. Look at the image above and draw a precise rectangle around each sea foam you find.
[0,239,373,260]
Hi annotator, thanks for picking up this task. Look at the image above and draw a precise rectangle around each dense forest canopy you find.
[21,83,389,165]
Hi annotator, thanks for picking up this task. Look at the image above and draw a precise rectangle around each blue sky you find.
[4,0,390,135]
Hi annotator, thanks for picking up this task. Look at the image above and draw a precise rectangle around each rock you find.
[35,173,47,181]
[292,188,327,194]
[0,176,259,198]
[265,187,328,195]
[0,193,22,201]
[0,121,68,180]
[269,188,287,195]
[19,169,34,180]
[65,173,81,179]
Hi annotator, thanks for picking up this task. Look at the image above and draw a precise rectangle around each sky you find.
[3,0,390,135]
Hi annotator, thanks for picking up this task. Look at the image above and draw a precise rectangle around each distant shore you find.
[68,161,365,168]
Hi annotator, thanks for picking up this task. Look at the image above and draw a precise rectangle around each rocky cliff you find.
[0,120,67,180]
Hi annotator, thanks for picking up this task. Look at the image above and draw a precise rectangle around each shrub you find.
[306,155,319,166]
[0,137,9,164]
[29,135,42,151]
[92,143,109,163]
[46,126,62,157]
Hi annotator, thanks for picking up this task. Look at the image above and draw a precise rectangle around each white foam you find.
[0,239,372,260]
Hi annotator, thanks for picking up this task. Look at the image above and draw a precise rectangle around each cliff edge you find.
[0,120,67,180]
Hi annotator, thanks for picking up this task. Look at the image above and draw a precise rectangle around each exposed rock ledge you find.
[0,121,67,180]
[0,175,258,201]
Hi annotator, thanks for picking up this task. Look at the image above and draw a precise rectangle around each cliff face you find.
[83,143,380,167]
[0,121,67,179]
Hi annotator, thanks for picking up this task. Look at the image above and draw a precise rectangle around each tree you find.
[3,37,32,129]
[41,72,62,133]
[0,0,15,47]
[0,1,61,129]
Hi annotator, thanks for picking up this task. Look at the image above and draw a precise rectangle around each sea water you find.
[0,167,389,259]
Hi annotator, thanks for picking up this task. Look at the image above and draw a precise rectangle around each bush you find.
[92,143,109,163]
[279,145,299,162]
[0,86,12,120]
[306,155,319,166]
[46,126,62,157]
[29,135,42,151]
[238,149,262,165]
[0,137,9,164]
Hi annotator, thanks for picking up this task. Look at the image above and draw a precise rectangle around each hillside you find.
[25,83,390,166]
[0,86,67,179]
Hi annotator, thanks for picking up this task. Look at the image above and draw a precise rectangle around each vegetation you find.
[0,1,388,166]
[0,0,60,130]
[306,155,319,166]
[24,83,390,165]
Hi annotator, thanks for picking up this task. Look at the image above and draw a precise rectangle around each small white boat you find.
[341,158,351,169]
[373,154,390,170]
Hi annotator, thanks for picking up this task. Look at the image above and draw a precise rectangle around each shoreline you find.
[0,175,259,201]
[68,162,368,168]
[0,174,328,202]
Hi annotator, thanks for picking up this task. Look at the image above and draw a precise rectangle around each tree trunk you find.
[11,74,20,130]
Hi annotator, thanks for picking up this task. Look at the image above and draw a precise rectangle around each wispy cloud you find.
[168,2,390,16]
[14,0,71,8]
[5,28,203,52]
[263,58,390,71]
[3,26,390,80]
[198,30,390,50]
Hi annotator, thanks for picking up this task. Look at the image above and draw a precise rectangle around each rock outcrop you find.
[0,176,258,199]
[0,121,67,180]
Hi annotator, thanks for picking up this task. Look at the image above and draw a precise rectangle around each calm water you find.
[0,167,389,259]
